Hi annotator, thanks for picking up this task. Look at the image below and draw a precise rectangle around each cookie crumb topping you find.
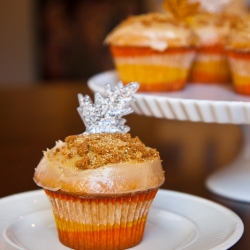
[53,133,159,169]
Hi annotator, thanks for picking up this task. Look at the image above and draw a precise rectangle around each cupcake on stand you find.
[104,0,199,92]
[187,0,238,84]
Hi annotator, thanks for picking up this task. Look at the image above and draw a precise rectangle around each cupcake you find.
[188,11,234,84]
[104,12,198,92]
[34,82,165,250]
[226,15,250,95]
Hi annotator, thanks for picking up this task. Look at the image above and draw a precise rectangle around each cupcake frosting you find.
[104,12,198,51]
[189,12,233,46]
[226,15,250,51]
[34,133,165,197]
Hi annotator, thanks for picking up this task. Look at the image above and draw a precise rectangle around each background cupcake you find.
[226,15,250,95]
[34,82,165,250]
[104,10,198,92]
[188,11,234,84]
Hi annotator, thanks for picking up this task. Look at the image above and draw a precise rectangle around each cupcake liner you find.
[227,50,250,95]
[110,46,196,92]
[45,188,158,250]
[190,46,231,84]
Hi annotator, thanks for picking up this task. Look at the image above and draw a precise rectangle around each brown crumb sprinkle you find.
[54,133,159,170]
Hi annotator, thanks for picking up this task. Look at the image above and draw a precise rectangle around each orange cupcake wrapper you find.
[197,45,226,54]
[234,85,250,95]
[227,50,250,60]
[45,189,158,250]
[110,46,196,92]
[227,51,250,95]
[190,46,231,83]
[110,45,196,57]
[190,71,231,84]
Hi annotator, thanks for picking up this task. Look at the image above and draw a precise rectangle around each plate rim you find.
[0,189,244,250]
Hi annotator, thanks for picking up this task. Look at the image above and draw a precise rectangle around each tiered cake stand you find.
[88,70,250,202]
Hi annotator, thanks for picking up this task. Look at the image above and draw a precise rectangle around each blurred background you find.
[1,0,249,85]
[0,0,152,85]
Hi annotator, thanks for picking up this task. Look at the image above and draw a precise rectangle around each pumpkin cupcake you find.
[104,10,198,92]
[188,11,234,84]
[226,15,250,95]
[34,82,165,250]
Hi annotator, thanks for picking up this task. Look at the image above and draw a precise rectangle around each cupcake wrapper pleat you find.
[45,189,158,250]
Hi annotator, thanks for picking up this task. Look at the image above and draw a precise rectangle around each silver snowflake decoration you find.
[77,81,139,134]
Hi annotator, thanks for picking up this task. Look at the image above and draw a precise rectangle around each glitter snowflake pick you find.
[77,81,139,134]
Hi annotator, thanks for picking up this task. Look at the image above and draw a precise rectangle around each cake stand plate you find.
[88,70,250,202]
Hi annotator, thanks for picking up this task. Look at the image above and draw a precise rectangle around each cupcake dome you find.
[104,12,198,92]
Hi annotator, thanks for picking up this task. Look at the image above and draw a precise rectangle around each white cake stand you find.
[88,70,250,202]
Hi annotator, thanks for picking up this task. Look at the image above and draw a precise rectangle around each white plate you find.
[87,70,250,124]
[0,189,243,250]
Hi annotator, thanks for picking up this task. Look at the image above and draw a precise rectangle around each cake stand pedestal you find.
[88,70,250,202]
[206,125,250,202]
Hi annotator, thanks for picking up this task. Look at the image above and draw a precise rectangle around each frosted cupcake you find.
[34,82,165,250]
[226,15,250,95]
[188,11,234,84]
[104,12,198,92]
